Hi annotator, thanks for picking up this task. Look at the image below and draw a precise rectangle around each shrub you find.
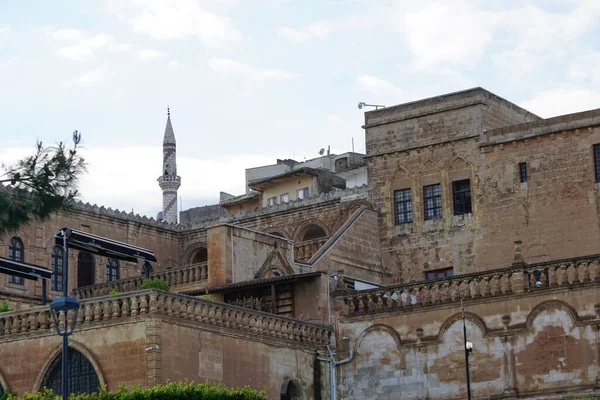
[108,289,119,295]
[5,381,268,400]
[0,301,11,313]
[140,278,170,291]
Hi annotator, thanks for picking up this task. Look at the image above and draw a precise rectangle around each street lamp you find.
[49,297,80,400]
[460,290,473,400]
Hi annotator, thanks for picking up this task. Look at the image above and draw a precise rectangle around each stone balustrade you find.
[294,237,329,262]
[337,255,600,317]
[0,290,332,347]
[73,263,208,299]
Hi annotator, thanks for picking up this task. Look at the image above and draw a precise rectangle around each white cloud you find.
[279,21,333,43]
[137,48,168,61]
[51,29,114,62]
[168,60,180,69]
[520,87,600,118]
[0,24,11,39]
[0,57,20,69]
[357,75,403,97]
[568,52,600,83]
[404,1,493,71]
[106,0,241,48]
[207,57,302,81]
[68,68,106,87]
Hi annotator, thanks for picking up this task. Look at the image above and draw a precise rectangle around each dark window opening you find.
[594,144,600,183]
[42,347,100,396]
[302,224,327,241]
[394,188,413,224]
[77,252,95,288]
[519,162,528,183]
[8,237,24,285]
[141,262,153,279]
[423,184,442,220]
[106,258,119,282]
[452,179,472,216]
[51,246,64,292]
[425,267,454,281]
[192,247,208,264]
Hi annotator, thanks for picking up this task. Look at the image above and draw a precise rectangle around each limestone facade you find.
[1,87,600,399]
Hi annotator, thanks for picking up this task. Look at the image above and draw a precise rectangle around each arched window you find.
[280,379,302,400]
[301,225,327,241]
[51,246,64,292]
[141,262,153,279]
[42,347,100,396]
[77,252,95,288]
[106,258,119,282]
[0,382,4,396]
[8,237,24,285]
[192,248,208,264]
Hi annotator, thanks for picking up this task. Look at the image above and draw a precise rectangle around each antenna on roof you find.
[358,102,385,110]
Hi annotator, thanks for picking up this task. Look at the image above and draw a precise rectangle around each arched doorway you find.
[281,379,302,400]
[192,247,208,264]
[77,252,95,288]
[301,224,327,241]
[42,347,100,396]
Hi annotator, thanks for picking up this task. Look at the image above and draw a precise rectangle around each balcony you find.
[0,289,332,348]
[336,254,600,317]
[293,237,328,262]
[73,263,208,299]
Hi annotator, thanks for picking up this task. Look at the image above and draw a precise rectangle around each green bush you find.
[140,278,170,291]
[0,301,12,313]
[7,381,268,399]
[108,289,119,295]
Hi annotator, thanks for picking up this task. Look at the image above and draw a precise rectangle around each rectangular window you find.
[452,179,472,216]
[519,162,528,183]
[426,267,454,281]
[267,197,276,207]
[594,145,600,183]
[423,184,442,220]
[296,187,309,200]
[280,193,289,203]
[394,188,413,224]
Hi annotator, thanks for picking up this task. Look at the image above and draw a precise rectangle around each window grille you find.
[8,237,24,285]
[426,267,454,280]
[452,179,472,216]
[423,184,442,220]
[42,348,100,396]
[51,246,64,291]
[519,162,528,183]
[394,188,413,224]
[594,144,600,183]
[106,258,119,282]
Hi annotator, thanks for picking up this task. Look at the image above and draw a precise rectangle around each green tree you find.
[0,132,86,235]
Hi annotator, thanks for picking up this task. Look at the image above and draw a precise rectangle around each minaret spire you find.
[157,107,181,224]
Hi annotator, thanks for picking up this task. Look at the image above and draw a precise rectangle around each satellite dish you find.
[156,211,164,221]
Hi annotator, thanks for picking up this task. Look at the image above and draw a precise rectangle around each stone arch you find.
[280,379,304,400]
[524,240,550,263]
[159,258,178,270]
[265,229,288,239]
[0,367,9,394]
[293,219,330,242]
[356,324,401,354]
[446,155,474,171]
[182,242,208,265]
[33,340,105,394]
[419,159,443,175]
[346,199,374,214]
[437,311,488,340]
[525,300,580,331]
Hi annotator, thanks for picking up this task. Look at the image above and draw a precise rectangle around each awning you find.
[0,257,52,281]
[55,228,157,263]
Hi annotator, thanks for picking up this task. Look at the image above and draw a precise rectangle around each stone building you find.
[1,87,600,399]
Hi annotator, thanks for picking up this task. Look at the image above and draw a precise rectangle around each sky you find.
[1,0,599,218]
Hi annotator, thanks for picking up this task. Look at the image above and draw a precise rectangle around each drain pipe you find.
[317,340,354,400]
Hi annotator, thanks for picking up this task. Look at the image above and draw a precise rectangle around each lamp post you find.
[50,228,81,400]
[460,290,473,400]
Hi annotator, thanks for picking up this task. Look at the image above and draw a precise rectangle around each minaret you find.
[157,107,181,224]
